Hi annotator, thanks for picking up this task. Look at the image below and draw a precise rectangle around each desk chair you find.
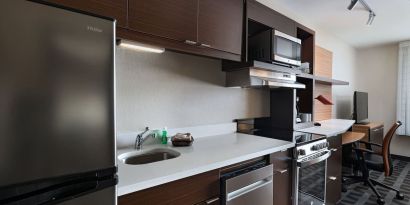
[344,121,404,205]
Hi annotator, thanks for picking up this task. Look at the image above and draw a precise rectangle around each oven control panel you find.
[295,139,328,159]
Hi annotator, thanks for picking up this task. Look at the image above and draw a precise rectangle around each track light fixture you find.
[367,11,376,26]
[347,0,359,10]
[347,0,376,26]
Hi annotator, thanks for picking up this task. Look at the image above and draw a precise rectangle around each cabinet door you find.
[270,149,293,205]
[197,0,243,54]
[247,0,296,37]
[128,0,198,43]
[118,170,219,205]
[44,0,127,27]
[326,148,342,204]
[326,176,342,205]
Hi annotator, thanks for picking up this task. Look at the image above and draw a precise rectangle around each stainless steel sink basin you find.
[118,148,180,165]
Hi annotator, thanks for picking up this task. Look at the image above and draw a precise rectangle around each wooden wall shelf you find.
[315,76,349,85]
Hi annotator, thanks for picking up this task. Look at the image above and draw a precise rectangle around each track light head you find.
[347,0,359,10]
[366,11,376,26]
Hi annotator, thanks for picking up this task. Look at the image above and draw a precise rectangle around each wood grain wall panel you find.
[314,46,333,78]
[314,83,332,121]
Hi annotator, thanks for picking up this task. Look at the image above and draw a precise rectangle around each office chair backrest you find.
[382,121,402,176]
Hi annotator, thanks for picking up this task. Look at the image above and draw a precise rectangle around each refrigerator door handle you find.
[0,175,117,205]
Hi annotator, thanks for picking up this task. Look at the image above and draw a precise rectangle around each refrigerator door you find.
[0,0,115,187]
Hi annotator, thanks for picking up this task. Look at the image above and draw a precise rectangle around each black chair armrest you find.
[353,147,375,154]
[358,141,382,147]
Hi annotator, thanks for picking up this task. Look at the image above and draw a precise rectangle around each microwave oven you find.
[249,29,302,67]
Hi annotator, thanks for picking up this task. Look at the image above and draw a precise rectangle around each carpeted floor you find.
[338,159,410,205]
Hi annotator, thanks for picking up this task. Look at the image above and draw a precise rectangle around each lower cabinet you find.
[326,134,342,205]
[270,148,293,205]
[118,170,220,205]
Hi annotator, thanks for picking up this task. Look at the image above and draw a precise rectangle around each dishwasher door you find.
[222,164,273,205]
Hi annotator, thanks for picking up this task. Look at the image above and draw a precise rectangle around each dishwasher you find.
[221,161,273,205]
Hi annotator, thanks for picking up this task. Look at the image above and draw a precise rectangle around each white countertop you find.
[117,133,294,196]
[297,119,355,137]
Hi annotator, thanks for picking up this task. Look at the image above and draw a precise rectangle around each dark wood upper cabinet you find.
[128,0,198,43]
[44,0,128,27]
[198,0,243,55]
[247,0,296,37]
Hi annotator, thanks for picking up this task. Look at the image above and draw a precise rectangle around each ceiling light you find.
[117,40,165,53]
[347,0,359,10]
[366,11,376,26]
[347,0,376,26]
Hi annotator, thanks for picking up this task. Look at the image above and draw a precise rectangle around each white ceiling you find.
[258,0,410,48]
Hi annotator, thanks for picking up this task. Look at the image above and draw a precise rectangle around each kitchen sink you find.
[118,148,181,165]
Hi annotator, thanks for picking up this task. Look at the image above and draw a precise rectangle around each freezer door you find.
[0,0,115,187]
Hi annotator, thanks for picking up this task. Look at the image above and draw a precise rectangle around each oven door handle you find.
[297,150,331,168]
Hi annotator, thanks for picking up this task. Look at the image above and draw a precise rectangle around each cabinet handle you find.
[330,148,338,152]
[275,169,288,174]
[205,197,219,204]
[199,43,211,48]
[328,176,337,181]
[184,40,198,45]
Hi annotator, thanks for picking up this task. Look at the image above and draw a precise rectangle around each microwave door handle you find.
[297,150,331,168]
[274,30,302,44]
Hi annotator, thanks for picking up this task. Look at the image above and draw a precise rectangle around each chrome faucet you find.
[135,127,155,150]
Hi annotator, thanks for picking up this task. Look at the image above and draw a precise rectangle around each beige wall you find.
[355,44,398,129]
[115,48,270,132]
[355,44,410,157]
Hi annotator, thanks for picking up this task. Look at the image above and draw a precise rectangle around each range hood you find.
[226,68,306,89]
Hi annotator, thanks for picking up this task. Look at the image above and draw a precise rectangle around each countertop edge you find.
[297,119,355,137]
[117,142,294,196]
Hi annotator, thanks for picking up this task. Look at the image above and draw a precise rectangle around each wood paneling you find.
[44,0,128,27]
[314,83,332,121]
[314,46,333,121]
[198,0,243,55]
[118,170,220,205]
[314,46,333,78]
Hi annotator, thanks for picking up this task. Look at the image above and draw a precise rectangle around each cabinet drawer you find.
[118,170,219,205]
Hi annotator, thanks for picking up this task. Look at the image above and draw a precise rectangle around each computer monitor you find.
[354,91,369,124]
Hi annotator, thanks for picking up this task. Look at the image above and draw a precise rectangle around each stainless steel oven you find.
[249,29,302,67]
[293,139,331,205]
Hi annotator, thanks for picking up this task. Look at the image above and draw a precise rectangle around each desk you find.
[342,131,366,145]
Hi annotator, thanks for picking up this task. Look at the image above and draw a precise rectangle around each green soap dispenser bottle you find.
[161,127,168,144]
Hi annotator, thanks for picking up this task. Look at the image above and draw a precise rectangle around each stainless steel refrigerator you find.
[0,0,117,204]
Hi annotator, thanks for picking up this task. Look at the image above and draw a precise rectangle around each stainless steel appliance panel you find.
[0,0,115,187]
[224,164,273,205]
